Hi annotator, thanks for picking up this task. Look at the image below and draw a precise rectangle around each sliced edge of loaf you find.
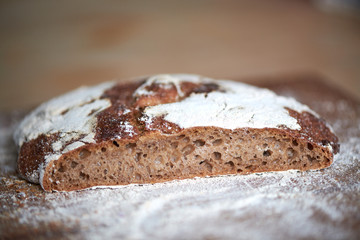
[41,126,334,191]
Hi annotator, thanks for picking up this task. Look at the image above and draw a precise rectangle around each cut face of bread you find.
[14,74,339,191]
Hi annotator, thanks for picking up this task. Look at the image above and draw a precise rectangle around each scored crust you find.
[14,74,340,191]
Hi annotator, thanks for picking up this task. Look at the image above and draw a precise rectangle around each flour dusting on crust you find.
[14,82,115,183]
[14,81,115,147]
[143,78,312,130]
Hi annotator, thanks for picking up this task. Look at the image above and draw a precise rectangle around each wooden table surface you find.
[1,0,360,111]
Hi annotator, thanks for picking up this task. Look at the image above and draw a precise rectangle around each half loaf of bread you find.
[14,74,340,191]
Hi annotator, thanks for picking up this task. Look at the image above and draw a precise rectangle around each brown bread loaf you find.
[14,74,339,191]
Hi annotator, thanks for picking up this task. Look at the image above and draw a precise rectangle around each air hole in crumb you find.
[126,143,137,149]
[143,154,148,158]
[292,140,298,146]
[101,147,107,152]
[183,137,190,143]
[225,161,235,170]
[182,144,195,156]
[245,165,254,170]
[237,169,243,173]
[307,143,313,150]
[166,162,174,168]
[287,148,296,158]
[135,152,142,162]
[79,172,89,180]
[79,149,91,159]
[307,155,315,162]
[212,139,223,146]
[262,161,267,165]
[175,134,185,140]
[71,161,78,169]
[263,150,272,157]
[199,160,213,172]
[171,142,178,149]
[104,169,108,175]
[194,139,205,146]
[58,164,66,172]
[113,141,119,147]
[235,157,242,162]
[213,152,221,160]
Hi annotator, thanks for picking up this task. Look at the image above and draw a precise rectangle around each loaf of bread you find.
[14,74,339,191]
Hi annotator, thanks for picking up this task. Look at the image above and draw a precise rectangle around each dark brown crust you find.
[17,77,340,191]
[18,134,59,181]
[134,81,221,108]
[95,81,142,141]
[286,108,339,154]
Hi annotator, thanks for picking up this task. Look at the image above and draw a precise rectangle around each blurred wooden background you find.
[1,0,359,111]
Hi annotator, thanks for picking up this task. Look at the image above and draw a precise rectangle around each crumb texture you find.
[46,127,333,191]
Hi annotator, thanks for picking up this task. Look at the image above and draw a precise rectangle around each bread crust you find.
[14,74,339,191]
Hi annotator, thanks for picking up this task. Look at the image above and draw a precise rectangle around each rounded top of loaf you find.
[15,74,313,146]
